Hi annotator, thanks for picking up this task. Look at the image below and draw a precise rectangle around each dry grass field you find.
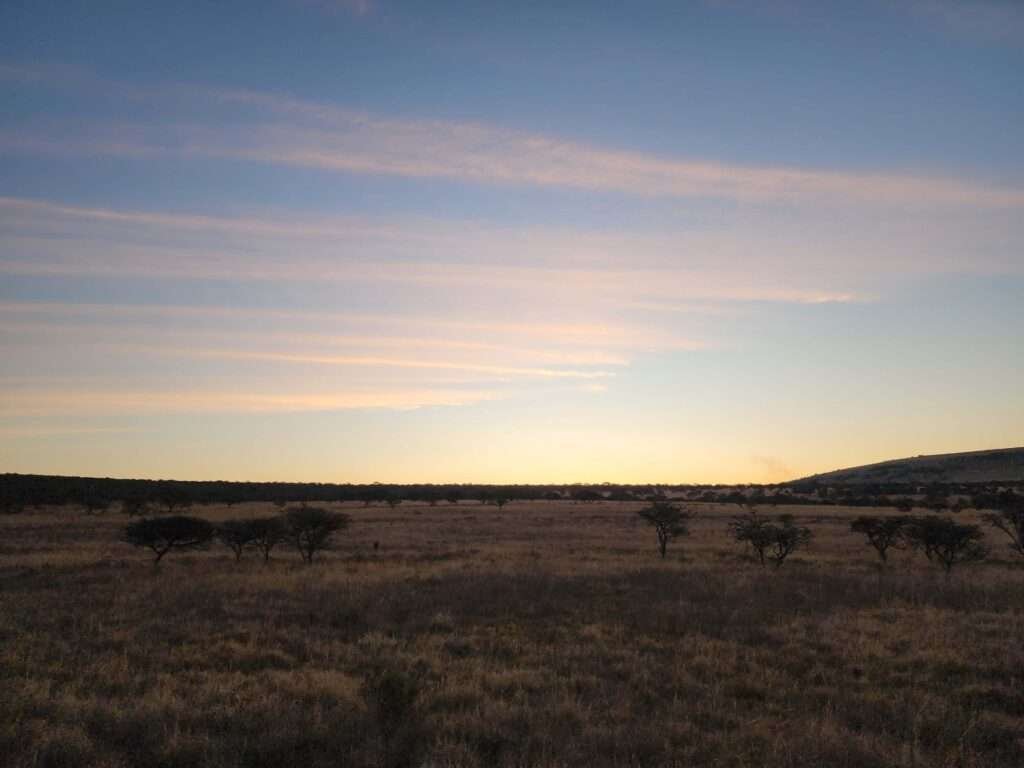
[2,500,1022,767]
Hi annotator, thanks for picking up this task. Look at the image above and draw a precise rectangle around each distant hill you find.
[794,447,1024,485]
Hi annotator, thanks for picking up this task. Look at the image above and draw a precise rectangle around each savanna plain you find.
[2,500,1022,768]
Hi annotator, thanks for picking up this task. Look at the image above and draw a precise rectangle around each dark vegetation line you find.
[3,471,1023,514]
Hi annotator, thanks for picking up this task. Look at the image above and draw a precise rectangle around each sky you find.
[1,0,1022,484]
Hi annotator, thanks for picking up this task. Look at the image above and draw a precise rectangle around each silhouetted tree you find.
[979,491,1024,559]
[159,489,192,515]
[730,509,811,568]
[124,515,215,564]
[850,515,907,563]
[638,501,693,558]
[217,519,258,561]
[285,506,349,563]
[249,516,286,562]
[903,515,987,577]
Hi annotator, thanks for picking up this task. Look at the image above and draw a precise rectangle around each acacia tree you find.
[159,490,192,516]
[124,515,215,564]
[729,510,811,568]
[978,491,1024,559]
[638,501,693,559]
[285,506,350,563]
[903,515,987,577]
[249,517,287,562]
[850,515,907,563]
[217,519,257,561]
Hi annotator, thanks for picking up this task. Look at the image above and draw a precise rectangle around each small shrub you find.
[361,666,424,768]
[892,497,915,513]
[79,493,111,515]
[120,497,151,517]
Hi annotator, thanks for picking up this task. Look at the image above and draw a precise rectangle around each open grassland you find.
[2,501,1023,768]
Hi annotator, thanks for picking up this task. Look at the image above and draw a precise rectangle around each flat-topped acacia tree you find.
[216,519,258,561]
[730,509,812,568]
[249,516,287,562]
[850,515,908,563]
[638,501,693,559]
[903,515,988,577]
[124,515,215,564]
[284,506,350,563]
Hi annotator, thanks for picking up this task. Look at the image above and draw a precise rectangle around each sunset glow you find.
[1,1,1022,482]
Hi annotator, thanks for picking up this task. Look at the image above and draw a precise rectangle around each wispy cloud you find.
[181,348,616,379]
[10,196,1014,304]
[0,387,495,416]
[0,196,886,306]
[2,70,1023,208]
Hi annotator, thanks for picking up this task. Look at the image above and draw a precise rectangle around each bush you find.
[120,497,151,516]
[979,491,1024,558]
[361,666,424,768]
[123,515,215,563]
[284,506,349,563]
[729,510,811,568]
[850,515,907,562]
[903,515,988,576]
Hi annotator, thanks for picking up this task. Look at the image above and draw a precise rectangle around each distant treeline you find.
[1,473,1021,514]
[3,474,732,512]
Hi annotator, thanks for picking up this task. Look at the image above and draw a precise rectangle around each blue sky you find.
[1,0,1022,482]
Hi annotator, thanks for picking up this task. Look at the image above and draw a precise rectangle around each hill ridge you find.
[793,446,1024,484]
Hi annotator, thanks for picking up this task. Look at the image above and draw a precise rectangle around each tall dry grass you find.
[2,501,1022,767]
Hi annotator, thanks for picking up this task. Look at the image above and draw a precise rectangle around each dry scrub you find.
[2,501,1022,767]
